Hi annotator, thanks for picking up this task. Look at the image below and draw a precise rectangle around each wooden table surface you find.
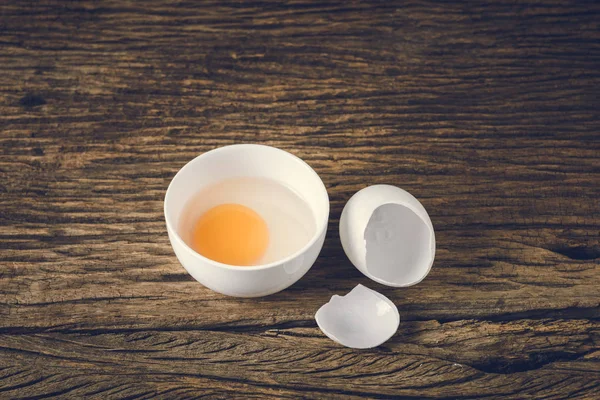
[1,1,599,398]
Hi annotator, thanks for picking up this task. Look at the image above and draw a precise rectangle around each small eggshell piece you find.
[315,284,399,349]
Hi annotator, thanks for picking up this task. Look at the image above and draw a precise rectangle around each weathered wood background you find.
[1,0,599,398]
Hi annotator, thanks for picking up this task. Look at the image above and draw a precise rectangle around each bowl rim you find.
[164,143,330,271]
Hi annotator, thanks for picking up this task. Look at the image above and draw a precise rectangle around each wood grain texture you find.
[1,0,599,398]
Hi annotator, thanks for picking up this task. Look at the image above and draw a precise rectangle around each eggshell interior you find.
[365,203,434,286]
[315,284,399,349]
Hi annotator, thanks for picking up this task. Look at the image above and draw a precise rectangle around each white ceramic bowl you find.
[164,144,329,297]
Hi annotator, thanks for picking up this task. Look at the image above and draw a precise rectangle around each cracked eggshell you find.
[339,185,435,287]
[315,284,399,349]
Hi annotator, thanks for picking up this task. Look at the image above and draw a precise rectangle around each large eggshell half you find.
[315,284,399,349]
[339,185,435,287]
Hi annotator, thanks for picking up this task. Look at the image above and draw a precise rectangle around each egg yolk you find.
[191,204,269,266]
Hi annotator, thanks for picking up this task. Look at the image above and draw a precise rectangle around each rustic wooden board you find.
[1,0,599,398]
